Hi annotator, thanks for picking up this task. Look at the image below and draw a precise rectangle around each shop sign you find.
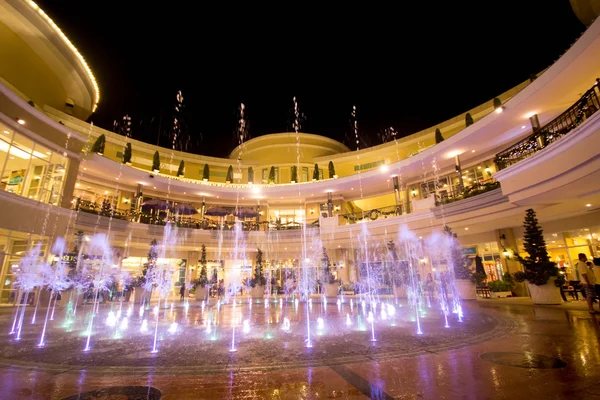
[461,247,477,255]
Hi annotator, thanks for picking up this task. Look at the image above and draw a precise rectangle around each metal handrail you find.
[495,81,600,170]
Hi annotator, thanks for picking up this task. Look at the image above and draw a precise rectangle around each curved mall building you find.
[1,0,600,302]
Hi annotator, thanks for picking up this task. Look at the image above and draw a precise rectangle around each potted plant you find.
[465,113,474,127]
[445,226,479,300]
[313,163,319,181]
[322,247,339,296]
[248,167,254,184]
[177,160,185,177]
[328,161,337,179]
[202,164,210,182]
[90,134,105,155]
[194,244,209,301]
[493,97,502,110]
[488,273,514,298]
[152,151,160,173]
[226,165,233,183]
[250,248,266,297]
[123,143,132,165]
[513,209,565,304]
[435,128,444,144]
[268,166,275,184]
[291,165,297,183]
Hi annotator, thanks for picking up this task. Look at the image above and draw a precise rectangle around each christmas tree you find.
[444,226,475,281]
[195,244,208,287]
[322,247,336,284]
[123,143,132,164]
[152,151,160,172]
[514,209,562,286]
[252,248,266,287]
[90,134,105,154]
[435,128,444,144]
[177,160,184,177]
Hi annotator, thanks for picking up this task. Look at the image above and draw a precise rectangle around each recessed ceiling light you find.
[471,150,475,153]
[521,125,526,129]
[465,227,469,230]
[586,204,592,207]
[16,118,25,125]
[3,130,10,134]
[153,186,156,189]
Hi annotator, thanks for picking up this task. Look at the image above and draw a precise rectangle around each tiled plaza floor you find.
[0,298,599,399]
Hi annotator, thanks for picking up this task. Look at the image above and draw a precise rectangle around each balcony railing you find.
[495,81,600,170]
[435,179,500,206]
[72,199,320,231]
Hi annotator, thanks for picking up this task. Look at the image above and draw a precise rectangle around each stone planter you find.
[195,286,208,301]
[250,285,264,299]
[455,279,477,300]
[324,283,339,297]
[490,291,512,298]
[526,278,563,305]
[393,285,408,298]
[133,287,149,306]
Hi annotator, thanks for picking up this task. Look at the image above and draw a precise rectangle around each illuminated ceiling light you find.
[446,150,463,159]
[252,187,260,194]
[465,227,469,230]
[524,111,536,119]
[27,1,100,112]
[471,150,475,153]
[380,165,389,173]
[16,119,25,125]
[3,130,9,134]
[495,106,504,114]
[521,125,526,129]
[586,204,592,207]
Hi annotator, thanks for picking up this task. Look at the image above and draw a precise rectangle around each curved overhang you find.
[0,0,99,114]
[78,17,600,208]
[229,132,351,160]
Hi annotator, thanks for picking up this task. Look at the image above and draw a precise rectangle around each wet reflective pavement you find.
[2,300,600,399]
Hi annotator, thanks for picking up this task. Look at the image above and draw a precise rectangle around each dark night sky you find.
[36,1,585,157]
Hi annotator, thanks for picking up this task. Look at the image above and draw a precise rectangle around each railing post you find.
[327,192,333,217]
[530,113,545,149]
[393,176,402,214]
[455,155,464,193]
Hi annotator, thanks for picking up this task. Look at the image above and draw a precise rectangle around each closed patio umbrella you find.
[233,207,258,218]
[141,199,170,211]
[171,203,198,215]
[205,206,229,217]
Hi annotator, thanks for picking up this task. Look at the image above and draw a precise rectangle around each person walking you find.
[579,254,598,314]
[179,282,186,301]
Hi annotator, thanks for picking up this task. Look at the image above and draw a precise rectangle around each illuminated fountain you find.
[0,104,476,369]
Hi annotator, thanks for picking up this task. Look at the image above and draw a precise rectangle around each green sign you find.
[462,247,477,255]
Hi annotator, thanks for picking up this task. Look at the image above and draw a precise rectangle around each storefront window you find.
[0,229,48,304]
[0,124,68,206]
[517,228,600,282]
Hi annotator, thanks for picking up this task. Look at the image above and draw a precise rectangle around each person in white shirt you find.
[579,253,598,314]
